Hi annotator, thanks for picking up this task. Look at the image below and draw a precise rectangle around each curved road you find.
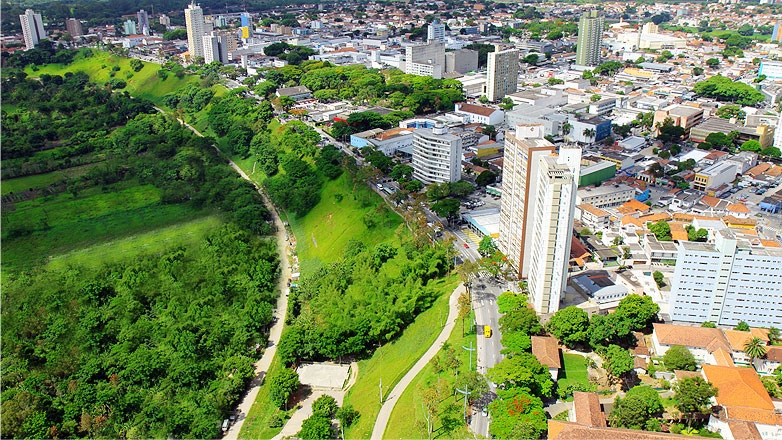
[164,112,292,440]
[370,284,465,440]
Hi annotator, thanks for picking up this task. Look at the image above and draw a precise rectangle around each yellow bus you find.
[484,325,492,338]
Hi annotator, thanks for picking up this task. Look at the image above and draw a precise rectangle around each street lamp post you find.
[462,341,476,371]
[455,386,471,422]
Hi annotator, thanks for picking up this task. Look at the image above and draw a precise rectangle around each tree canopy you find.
[693,75,764,105]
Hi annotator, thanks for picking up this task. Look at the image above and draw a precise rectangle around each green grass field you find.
[2,184,209,271]
[236,356,290,440]
[26,50,200,105]
[286,173,403,274]
[384,308,477,439]
[558,353,590,389]
[342,275,459,440]
[46,214,222,271]
[1,164,97,195]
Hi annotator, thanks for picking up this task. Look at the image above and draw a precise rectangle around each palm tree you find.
[582,128,596,144]
[562,122,572,136]
[744,336,767,366]
[768,327,780,345]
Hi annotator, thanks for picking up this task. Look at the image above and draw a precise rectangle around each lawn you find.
[286,173,403,274]
[343,275,460,439]
[1,164,96,195]
[46,214,221,271]
[237,356,291,440]
[558,353,590,389]
[1,180,208,271]
[384,308,478,439]
[26,50,201,106]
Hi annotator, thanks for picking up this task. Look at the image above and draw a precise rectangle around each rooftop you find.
[572,392,605,428]
[531,336,562,369]
[455,102,499,117]
[702,364,774,411]
[653,323,730,353]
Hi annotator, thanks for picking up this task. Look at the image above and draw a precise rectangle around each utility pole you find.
[379,377,383,403]
[455,386,471,422]
[462,341,476,371]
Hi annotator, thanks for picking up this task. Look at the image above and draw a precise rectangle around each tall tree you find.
[675,377,718,427]
[546,306,590,348]
[744,337,768,364]
[609,385,664,429]
[663,345,697,372]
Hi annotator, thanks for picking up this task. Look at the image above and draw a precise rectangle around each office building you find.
[404,41,446,79]
[185,2,205,59]
[412,124,463,184]
[123,19,137,36]
[670,230,782,328]
[575,184,635,209]
[486,47,519,101]
[203,33,229,64]
[19,9,46,50]
[65,18,83,37]
[427,19,445,43]
[445,49,478,74]
[576,10,603,67]
[159,14,171,28]
[498,124,555,278]
[527,146,582,314]
[137,9,150,35]
[240,13,251,28]
[693,162,738,192]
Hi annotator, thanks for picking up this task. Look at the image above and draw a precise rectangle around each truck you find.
[484,325,492,338]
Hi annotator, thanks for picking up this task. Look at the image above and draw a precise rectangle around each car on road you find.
[463,243,470,248]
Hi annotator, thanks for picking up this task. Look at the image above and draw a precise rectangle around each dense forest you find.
[1,63,281,438]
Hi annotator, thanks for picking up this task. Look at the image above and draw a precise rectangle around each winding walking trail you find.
[370,284,465,440]
[163,112,293,440]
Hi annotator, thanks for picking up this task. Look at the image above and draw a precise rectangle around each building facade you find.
[576,10,603,67]
[427,19,445,42]
[185,2,205,59]
[20,9,46,50]
[412,124,463,184]
[203,33,229,64]
[445,49,478,74]
[123,19,137,36]
[137,9,150,35]
[498,124,555,278]
[670,230,782,328]
[65,18,83,37]
[527,146,581,314]
[486,47,519,102]
[405,41,446,79]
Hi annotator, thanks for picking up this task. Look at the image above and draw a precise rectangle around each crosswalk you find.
[463,228,481,245]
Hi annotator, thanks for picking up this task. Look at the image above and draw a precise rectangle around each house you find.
[454,103,504,126]
[754,346,782,375]
[703,365,782,440]
[276,85,313,101]
[651,323,730,364]
[721,328,769,366]
[552,392,714,439]
[576,204,611,230]
[531,336,561,381]
[570,271,629,308]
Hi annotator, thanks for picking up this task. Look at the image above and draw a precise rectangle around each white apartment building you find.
[19,9,46,50]
[203,33,228,64]
[405,41,446,79]
[498,125,556,278]
[527,146,582,314]
[575,184,635,209]
[486,47,519,102]
[412,124,462,185]
[671,230,782,328]
[427,19,445,43]
[185,2,205,59]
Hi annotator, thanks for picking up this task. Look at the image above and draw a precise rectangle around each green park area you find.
[558,353,590,392]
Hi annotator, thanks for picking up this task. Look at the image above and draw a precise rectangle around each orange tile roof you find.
[669,222,688,241]
[750,328,770,342]
[532,336,562,369]
[621,216,643,227]
[765,346,782,362]
[712,348,735,367]
[723,405,782,425]
[702,365,774,411]
[726,420,762,440]
[700,195,721,208]
[616,199,651,214]
[767,165,782,177]
[639,213,672,224]
[721,329,755,352]
[747,163,771,177]
[726,203,750,213]
[722,215,757,226]
[653,323,730,353]
[675,370,700,381]
[456,102,498,117]
[760,240,781,248]
[548,420,714,440]
[578,203,610,218]
[573,392,606,428]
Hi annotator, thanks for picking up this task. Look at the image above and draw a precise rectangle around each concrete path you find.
[162,111,294,440]
[370,284,465,440]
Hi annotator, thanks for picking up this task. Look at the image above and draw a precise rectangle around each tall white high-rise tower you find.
[185,2,205,59]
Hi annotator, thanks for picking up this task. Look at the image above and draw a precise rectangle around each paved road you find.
[370,284,466,440]
[469,277,505,436]
[161,111,293,440]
